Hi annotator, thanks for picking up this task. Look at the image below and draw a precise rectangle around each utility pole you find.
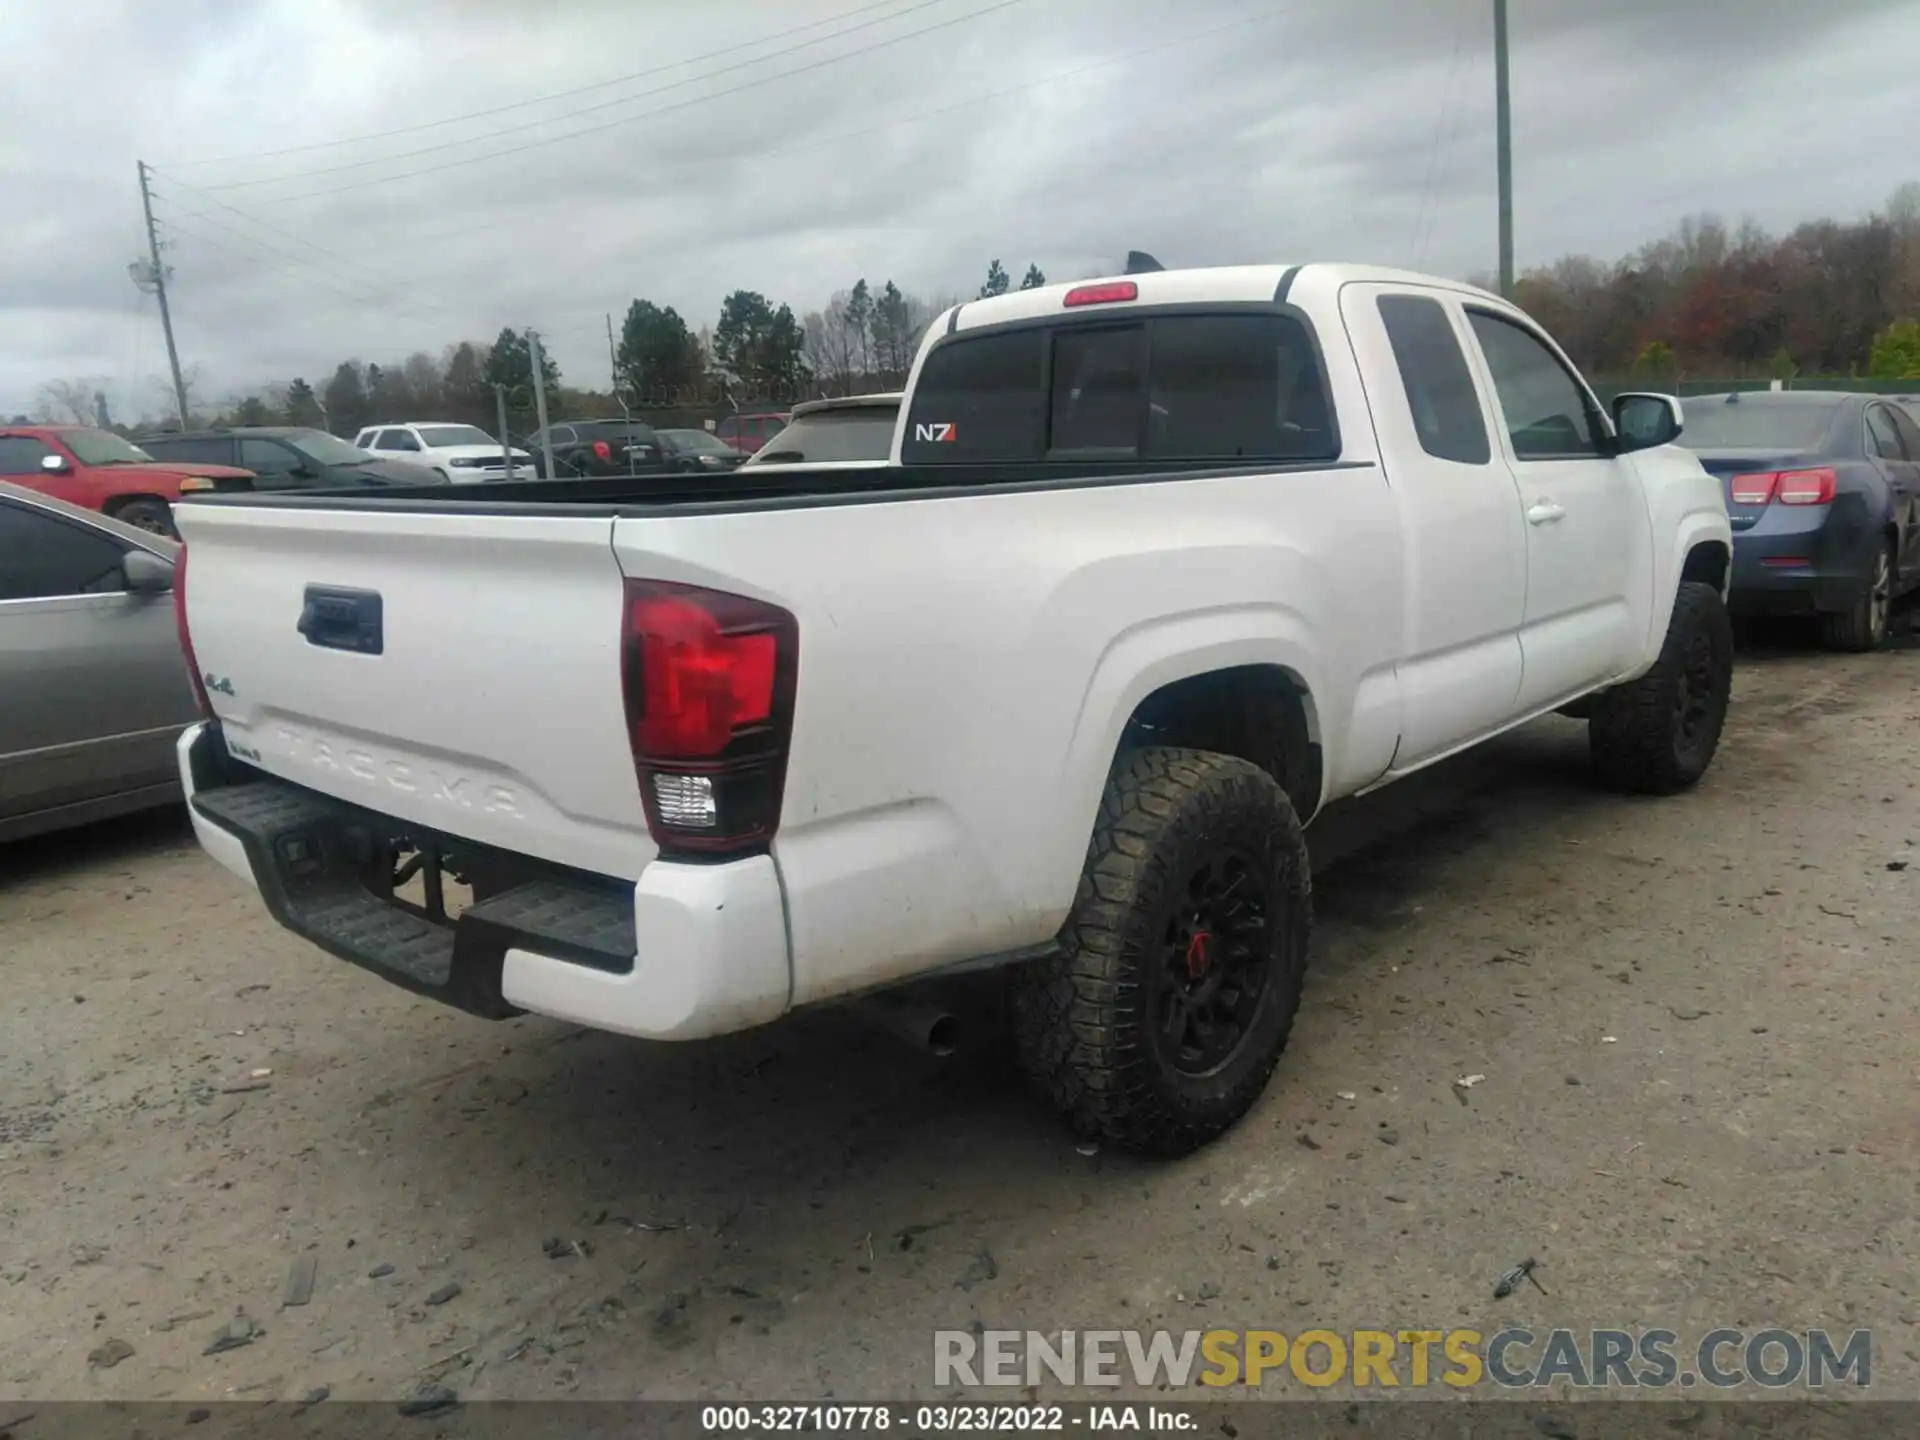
[605,313,620,392]
[136,161,190,426]
[1493,0,1514,299]
[495,384,514,480]
[527,330,554,481]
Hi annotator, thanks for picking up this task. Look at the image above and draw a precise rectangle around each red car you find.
[0,424,254,537]
[714,411,792,455]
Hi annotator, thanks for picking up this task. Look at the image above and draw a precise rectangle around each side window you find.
[372,430,401,450]
[0,436,57,476]
[1466,311,1603,460]
[389,430,421,452]
[1376,296,1492,465]
[902,330,1045,462]
[144,437,230,465]
[1889,405,1920,460]
[1146,313,1334,461]
[0,502,127,600]
[353,430,375,449]
[1051,326,1145,456]
[716,418,739,442]
[1865,406,1904,460]
[239,438,297,475]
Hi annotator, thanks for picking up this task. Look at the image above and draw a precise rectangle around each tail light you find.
[1063,281,1138,308]
[593,440,612,461]
[1727,467,1836,507]
[620,579,798,857]
[1776,467,1837,505]
[172,547,214,719]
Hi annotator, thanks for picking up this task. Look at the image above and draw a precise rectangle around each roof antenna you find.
[1125,250,1164,275]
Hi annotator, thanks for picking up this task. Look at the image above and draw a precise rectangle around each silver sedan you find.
[0,481,199,843]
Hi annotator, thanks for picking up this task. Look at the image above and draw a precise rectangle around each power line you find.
[168,0,918,168]
[1412,0,1473,267]
[253,0,1028,206]
[315,1,1289,261]
[146,174,429,297]
[200,0,957,191]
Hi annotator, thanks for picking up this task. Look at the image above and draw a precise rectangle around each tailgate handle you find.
[297,586,384,655]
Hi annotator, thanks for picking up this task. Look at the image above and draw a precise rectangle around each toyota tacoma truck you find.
[170,264,1733,1156]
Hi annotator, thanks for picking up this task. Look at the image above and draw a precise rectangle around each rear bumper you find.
[177,723,790,1040]
[1727,500,1879,616]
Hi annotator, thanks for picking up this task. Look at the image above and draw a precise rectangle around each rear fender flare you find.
[1053,607,1327,902]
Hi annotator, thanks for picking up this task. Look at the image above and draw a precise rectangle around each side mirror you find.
[39,453,72,474]
[122,548,175,594]
[1612,393,1683,453]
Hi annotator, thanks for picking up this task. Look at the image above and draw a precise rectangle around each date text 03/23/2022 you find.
[701,1404,1191,1432]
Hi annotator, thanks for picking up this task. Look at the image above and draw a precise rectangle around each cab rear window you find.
[901,311,1336,465]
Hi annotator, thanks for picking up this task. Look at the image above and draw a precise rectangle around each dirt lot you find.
[3,630,1918,1408]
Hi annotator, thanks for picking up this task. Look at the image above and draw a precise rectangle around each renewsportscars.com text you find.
[934,1327,1872,1390]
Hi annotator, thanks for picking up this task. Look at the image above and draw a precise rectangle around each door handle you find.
[1526,501,1566,526]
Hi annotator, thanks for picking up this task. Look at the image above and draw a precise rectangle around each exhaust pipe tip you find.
[924,1012,960,1059]
[850,993,962,1057]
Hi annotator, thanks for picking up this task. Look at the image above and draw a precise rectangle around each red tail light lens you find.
[1728,468,1836,507]
[621,579,798,855]
[1063,281,1138,308]
[1776,467,1837,505]
[172,547,214,719]
[592,440,612,461]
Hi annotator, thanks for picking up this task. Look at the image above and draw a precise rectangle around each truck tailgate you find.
[174,503,654,880]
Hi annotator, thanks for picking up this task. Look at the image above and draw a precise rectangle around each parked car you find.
[350,422,535,483]
[0,424,254,537]
[136,427,446,490]
[715,411,791,455]
[521,420,666,479]
[655,429,747,473]
[0,483,198,843]
[1676,390,1920,650]
[171,262,1731,1156]
[744,393,902,469]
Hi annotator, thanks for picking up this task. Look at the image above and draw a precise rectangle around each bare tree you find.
[34,378,98,425]
[803,291,864,396]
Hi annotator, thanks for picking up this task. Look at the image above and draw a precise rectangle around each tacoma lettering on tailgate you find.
[272,727,523,817]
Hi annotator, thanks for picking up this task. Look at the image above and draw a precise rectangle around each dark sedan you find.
[136,427,446,489]
[1679,391,1920,650]
[655,429,747,473]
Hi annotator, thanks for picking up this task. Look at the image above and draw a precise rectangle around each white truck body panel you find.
[174,262,1730,1043]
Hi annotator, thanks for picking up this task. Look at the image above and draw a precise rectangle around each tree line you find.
[1515,183,1920,381]
[21,256,1045,435]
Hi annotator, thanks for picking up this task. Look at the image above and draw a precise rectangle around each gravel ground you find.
[3,627,1917,1408]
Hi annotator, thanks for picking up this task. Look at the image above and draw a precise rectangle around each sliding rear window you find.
[901,310,1336,466]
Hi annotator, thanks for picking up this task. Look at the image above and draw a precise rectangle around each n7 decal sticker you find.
[914,422,957,443]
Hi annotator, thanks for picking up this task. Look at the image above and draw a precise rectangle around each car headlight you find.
[177,476,216,492]
[697,453,725,467]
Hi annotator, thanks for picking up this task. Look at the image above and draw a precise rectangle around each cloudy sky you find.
[4,0,1917,421]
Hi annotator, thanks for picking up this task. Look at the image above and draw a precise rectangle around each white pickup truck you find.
[172,263,1733,1156]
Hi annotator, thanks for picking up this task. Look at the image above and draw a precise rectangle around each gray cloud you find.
[3,0,1917,419]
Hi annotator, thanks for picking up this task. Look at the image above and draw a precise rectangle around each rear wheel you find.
[113,498,177,538]
[1008,748,1311,1157]
[1589,580,1732,795]
[1821,539,1894,653]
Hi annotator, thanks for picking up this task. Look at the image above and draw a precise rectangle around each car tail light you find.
[1728,467,1836,507]
[1776,467,1836,505]
[620,579,798,856]
[593,440,612,461]
[173,547,214,719]
[1063,281,1138,307]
